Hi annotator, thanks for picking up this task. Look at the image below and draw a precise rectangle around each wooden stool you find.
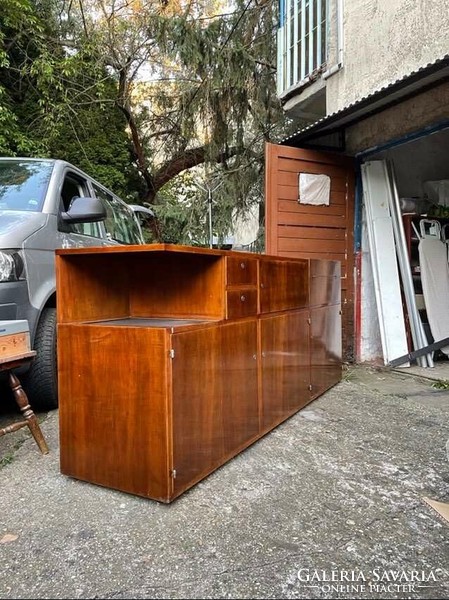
[0,351,49,454]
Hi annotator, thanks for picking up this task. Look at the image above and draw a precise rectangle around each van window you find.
[0,160,53,211]
[60,173,103,238]
[92,184,142,244]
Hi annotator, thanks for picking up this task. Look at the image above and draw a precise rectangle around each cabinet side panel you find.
[260,311,311,430]
[171,321,258,496]
[58,324,170,502]
[310,304,342,398]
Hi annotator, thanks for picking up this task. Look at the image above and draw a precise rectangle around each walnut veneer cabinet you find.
[56,244,341,503]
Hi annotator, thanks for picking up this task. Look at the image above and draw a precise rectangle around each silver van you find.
[0,157,153,410]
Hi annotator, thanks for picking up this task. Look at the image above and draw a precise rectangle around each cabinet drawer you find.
[226,289,257,319]
[226,257,257,286]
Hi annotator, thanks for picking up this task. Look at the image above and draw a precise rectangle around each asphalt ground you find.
[0,365,448,599]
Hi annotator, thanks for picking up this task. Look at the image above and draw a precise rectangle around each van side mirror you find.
[61,196,107,223]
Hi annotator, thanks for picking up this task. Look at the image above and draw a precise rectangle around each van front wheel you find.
[25,307,58,410]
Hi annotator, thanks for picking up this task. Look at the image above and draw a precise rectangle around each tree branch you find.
[116,69,154,191]
[149,145,240,203]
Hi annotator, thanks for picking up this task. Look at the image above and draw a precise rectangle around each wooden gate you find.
[265,142,355,360]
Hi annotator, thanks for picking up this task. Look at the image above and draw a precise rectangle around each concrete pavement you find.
[0,365,448,599]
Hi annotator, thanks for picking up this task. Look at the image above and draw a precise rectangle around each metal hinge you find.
[170,469,177,479]
[169,349,175,359]
[307,317,311,325]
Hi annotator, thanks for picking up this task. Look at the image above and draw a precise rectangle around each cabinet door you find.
[260,311,310,431]
[59,324,171,502]
[171,320,258,497]
[310,260,341,307]
[310,305,342,398]
[259,259,308,313]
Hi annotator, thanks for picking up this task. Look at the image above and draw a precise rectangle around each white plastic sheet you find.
[419,236,449,354]
[298,173,330,206]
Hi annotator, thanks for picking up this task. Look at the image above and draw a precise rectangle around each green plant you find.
[0,437,26,468]
[342,366,356,382]
[431,379,449,390]
[0,451,15,468]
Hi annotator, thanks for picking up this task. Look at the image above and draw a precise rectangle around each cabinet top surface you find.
[55,243,337,264]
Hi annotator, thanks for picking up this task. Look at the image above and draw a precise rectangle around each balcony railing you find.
[277,0,328,95]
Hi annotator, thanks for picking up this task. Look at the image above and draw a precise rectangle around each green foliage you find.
[47,88,140,200]
[0,452,15,468]
[0,0,48,155]
[431,379,449,390]
[150,172,209,245]
[0,0,290,244]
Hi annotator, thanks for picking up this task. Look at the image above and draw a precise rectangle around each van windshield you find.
[0,160,53,212]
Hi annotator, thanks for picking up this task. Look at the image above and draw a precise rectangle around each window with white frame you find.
[277,0,328,95]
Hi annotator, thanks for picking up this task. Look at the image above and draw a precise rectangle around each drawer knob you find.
[240,294,246,302]
[240,262,246,269]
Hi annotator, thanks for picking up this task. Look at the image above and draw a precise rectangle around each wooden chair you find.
[0,351,49,454]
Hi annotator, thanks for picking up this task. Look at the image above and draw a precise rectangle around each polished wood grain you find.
[58,323,171,502]
[57,254,130,324]
[170,320,258,498]
[310,260,341,308]
[57,251,225,323]
[129,252,224,320]
[0,352,49,454]
[310,305,342,398]
[226,288,258,319]
[226,256,258,286]
[259,311,310,430]
[259,259,308,313]
[56,245,342,502]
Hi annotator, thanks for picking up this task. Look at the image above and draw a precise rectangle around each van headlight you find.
[0,250,25,282]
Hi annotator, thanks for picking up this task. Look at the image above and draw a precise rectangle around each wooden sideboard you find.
[56,244,341,503]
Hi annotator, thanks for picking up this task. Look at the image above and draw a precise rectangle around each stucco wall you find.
[326,0,449,114]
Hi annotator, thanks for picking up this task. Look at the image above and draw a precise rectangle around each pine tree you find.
[2,0,293,243]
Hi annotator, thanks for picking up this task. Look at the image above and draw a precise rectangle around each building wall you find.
[345,81,449,154]
[326,0,449,114]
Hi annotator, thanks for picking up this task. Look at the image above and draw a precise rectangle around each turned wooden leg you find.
[9,371,49,455]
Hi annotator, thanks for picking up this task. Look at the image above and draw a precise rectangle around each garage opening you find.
[360,126,449,372]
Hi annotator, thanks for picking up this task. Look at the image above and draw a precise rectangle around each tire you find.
[24,307,58,410]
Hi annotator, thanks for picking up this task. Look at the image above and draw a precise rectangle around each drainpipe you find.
[322,0,344,80]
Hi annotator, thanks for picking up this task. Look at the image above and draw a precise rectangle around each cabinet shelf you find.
[89,317,216,329]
